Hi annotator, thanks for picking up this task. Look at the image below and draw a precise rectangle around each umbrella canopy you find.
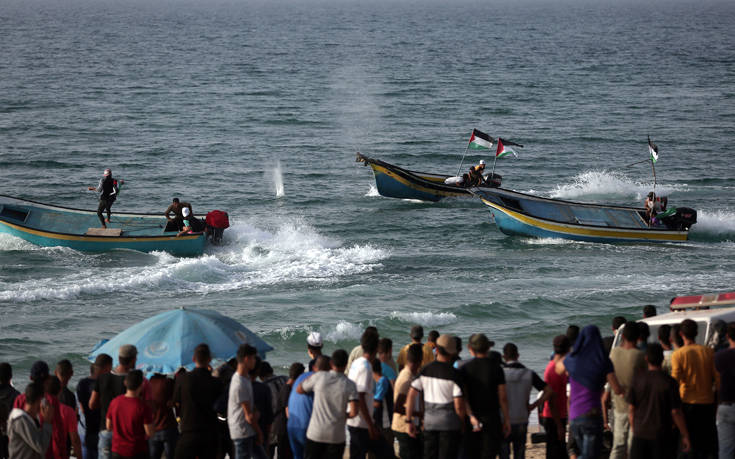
[89,308,273,374]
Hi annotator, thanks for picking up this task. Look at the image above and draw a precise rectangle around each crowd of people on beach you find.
[1,307,734,459]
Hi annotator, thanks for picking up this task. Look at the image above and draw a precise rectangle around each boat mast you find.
[456,135,472,177]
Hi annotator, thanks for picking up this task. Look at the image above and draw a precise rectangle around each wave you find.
[689,209,735,242]
[365,184,380,197]
[389,311,458,327]
[0,218,389,302]
[544,170,686,202]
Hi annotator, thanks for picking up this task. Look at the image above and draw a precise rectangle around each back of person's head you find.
[612,316,627,331]
[25,382,45,405]
[553,335,571,356]
[658,324,672,347]
[646,343,664,367]
[410,325,424,341]
[361,330,379,355]
[289,362,305,381]
[236,344,257,363]
[622,323,640,343]
[193,343,211,364]
[503,343,519,361]
[728,322,735,342]
[124,370,144,391]
[56,359,73,379]
[259,361,274,378]
[566,325,580,346]
[427,330,439,343]
[315,355,330,372]
[331,350,348,370]
[0,362,12,384]
[406,343,423,365]
[671,324,685,347]
[364,326,378,336]
[643,305,657,318]
[637,322,650,342]
[469,333,491,355]
[378,338,392,355]
[371,358,382,374]
[680,319,698,341]
[44,376,62,396]
[249,356,262,377]
[29,360,49,382]
[173,197,180,203]
[94,353,113,371]
[118,344,138,368]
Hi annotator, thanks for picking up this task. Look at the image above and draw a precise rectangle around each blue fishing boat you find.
[471,187,697,243]
[356,152,501,202]
[0,195,208,256]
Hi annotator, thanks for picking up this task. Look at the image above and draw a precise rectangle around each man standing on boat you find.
[88,168,119,229]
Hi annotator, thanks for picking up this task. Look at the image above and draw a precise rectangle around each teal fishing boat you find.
[472,187,697,243]
[0,195,207,256]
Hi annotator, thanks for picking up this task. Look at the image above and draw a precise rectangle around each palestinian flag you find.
[648,136,659,163]
[496,137,523,158]
[468,129,494,150]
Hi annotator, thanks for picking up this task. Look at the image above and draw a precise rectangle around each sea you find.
[1,0,735,385]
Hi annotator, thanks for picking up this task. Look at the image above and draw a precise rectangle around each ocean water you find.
[1,0,735,382]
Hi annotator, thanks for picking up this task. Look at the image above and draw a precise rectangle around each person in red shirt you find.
[106,370,154,459]
[45,376,82,459]
[541,335,570,459]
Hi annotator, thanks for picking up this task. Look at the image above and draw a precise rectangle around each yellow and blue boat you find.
[472,187,697,243]
[356,152,501,202]
[0,195,206,256]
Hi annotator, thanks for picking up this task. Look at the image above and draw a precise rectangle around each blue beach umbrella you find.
[88,308,273,374]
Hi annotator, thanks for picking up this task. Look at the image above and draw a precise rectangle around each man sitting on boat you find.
[87,168,119,229]
[165,197,193,231]
[467,160,487,186]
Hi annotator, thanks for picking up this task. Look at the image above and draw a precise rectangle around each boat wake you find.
[0,217,389,303]
[365,184,380,197]
[689,209,735,242]
[545,170,686,202]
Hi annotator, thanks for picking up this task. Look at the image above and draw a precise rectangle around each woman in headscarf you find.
[556,325,623,458]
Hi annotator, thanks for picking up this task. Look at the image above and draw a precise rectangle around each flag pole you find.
[491,151,498,180]
[456,136,472,177]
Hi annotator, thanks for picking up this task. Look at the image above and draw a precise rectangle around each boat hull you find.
[357,153,500,202]
[474,189,690,243]
[0,196,207,256]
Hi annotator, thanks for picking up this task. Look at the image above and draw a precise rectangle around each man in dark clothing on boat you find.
[88,169,119,228]
[165,198,194,231]
[467,160,486,186]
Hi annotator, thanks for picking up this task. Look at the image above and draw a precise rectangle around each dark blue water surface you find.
[1,0,735,380]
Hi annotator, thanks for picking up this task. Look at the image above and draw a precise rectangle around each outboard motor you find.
[205,210,230,244]
[482,172,502,188]
[660,207,697,231]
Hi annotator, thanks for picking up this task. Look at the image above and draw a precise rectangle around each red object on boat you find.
[670,291,735,310]
[205,210,230,229]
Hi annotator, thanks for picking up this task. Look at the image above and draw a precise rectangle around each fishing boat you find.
[471,187,697,243]
[356,152,501,202]
[0,195,215,256]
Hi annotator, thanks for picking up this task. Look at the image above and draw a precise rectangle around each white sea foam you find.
[324,320,364,342]
[365,184,380,197]
[0,217,389,302]
[389,311,458,327]
[690,209,735,240]
[545,170,686,201]
[0,233,37,251]
[264,160,285,198]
